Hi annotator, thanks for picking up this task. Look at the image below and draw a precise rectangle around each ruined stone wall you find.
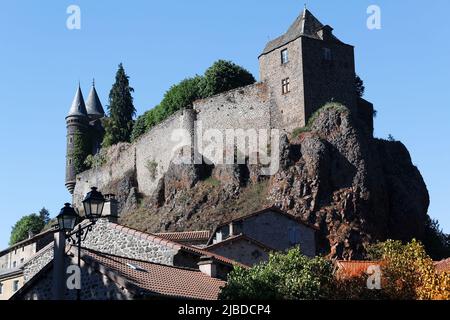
[73,109,195,208]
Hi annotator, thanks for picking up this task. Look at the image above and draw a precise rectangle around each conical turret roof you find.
[67,85,88,118]
[86,82,105,120]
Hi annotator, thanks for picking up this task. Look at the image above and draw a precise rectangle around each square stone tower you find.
[259,8,357,131]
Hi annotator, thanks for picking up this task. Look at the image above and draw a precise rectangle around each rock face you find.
[116,104,429,260]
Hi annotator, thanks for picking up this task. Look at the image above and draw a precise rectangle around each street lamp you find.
[82,187,105,221]
[57,187,105,300]
[56,203,78,232]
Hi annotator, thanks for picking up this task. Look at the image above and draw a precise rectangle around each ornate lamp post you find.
[56,187,105,300]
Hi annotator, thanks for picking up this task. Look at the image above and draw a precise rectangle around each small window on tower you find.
[282,78,290,94]
[323,48,332,61]
[69,137,73,144]
[281,49,289,64]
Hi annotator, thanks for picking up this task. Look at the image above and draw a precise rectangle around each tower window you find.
[281,49,289,64]
[323,48,332,61]
[282,78,290,94]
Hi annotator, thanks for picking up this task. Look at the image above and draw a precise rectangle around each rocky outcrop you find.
[114,104,428,260]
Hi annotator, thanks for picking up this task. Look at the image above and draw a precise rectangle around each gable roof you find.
[205,234,277,253]
[11,247,226,300]
[216,206,319,231]
[260,8,341,57]
[155,230,210,243]
[0,228,55,257]
[80,248,226,300]
[108,222,248,268]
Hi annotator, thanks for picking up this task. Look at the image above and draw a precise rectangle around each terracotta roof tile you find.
[435,258,450,273]
[81,248,226,300]
[336,260,382,279]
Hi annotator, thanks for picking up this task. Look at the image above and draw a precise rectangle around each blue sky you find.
[0,0,449,249]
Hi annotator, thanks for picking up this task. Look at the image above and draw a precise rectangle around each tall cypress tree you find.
[103,63,136,147]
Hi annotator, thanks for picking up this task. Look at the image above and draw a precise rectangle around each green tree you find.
[201,60,256,97]
[220,247,334,300]
[421,217,450,260]
[130,114,148,142]
[38,208,50,225]
[9,214,45,246]
[355,75,365,98]
[103,63,136,147]
[72,132,90,174]
[366,239,450,300]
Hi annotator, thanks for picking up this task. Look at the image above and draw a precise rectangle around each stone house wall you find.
[20,257,132,300]
[207,239,270,266]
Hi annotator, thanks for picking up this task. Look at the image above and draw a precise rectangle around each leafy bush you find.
[84,149,108,170]
[200,60,256,97]
[131,60,256,141]
[421,217,450,260]
[355,75,365,98]
[9,214,46,246]
[220,247,334,300]
[367,239,450,300]
[146,160,158,180]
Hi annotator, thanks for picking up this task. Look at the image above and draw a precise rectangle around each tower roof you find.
[260,8,340,56]
[86,82,105,120]
[67,85,88,118]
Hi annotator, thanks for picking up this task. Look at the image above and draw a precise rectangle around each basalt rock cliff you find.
[118,104,429,259]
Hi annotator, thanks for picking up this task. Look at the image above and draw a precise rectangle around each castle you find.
[65,8,373,207]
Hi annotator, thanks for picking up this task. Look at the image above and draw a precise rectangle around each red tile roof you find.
[434,258,450,274]
[80,248,226,300]
[156,230,210,242]
[336,260,382,279]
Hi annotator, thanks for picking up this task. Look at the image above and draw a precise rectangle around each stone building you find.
[207,207,318,264]
[0,229,54,300]
[66,7,373,202]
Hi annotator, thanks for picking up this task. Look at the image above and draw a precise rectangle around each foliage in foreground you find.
[221,240,449,300]
[220,247,334,300]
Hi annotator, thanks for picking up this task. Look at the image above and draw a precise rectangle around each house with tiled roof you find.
[11,247,225,300]
[0,228,55,300]
[206,207,318,265]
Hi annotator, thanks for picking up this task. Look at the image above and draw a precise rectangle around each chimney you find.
[102,194,119,222]
[198,256,218,278]
[28,230,35,239]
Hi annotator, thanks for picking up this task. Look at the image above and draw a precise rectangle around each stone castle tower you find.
[65,83,105,194]
[259,8,359,130]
